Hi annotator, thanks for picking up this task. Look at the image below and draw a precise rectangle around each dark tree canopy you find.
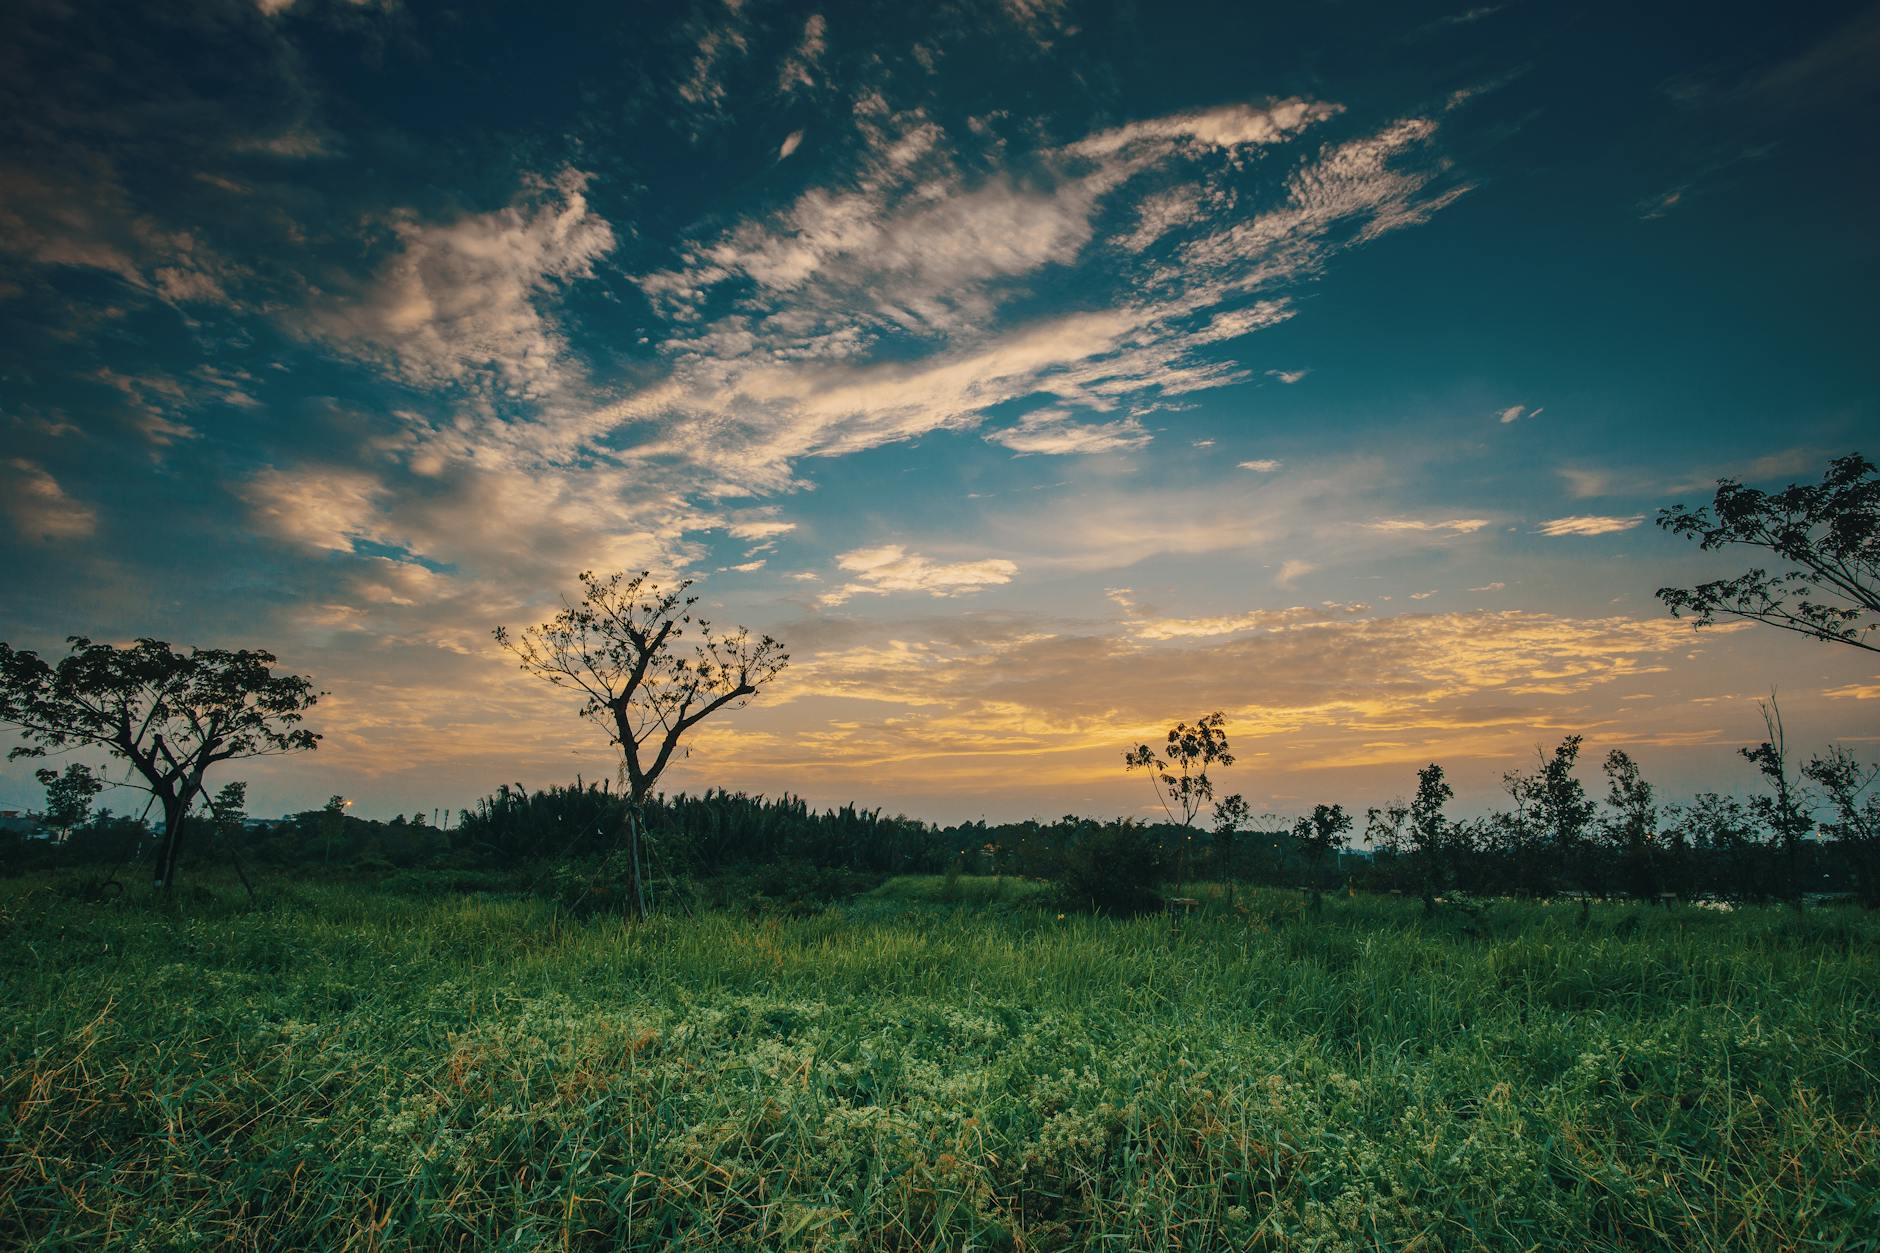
[1656,453,1879,652]
[36,761,104,838]
[0,636,321,887]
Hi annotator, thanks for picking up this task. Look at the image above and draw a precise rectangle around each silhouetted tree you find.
[1292,802,1352,907]
[1211,792,1251,882]
[1657,453,1878,652]
[1670,792,1768,903]
[0,637,320,890]
[35,762,103,842]
[1601,749,1662,903]
[1125,712,1234,886]
[495,570,788,917]
[1408,764,1453,914]
[1507,736,1597,912]
[1805,746,1880,908]
[1741,696,1813,909]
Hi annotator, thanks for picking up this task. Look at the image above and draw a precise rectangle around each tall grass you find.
[2,877,1875,1249]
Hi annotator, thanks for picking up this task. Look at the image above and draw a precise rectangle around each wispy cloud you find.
[2,459,96,541]
[1238,458,1283,472]
[820,545,1019,606]
[301,170,614,398]
[1367,517,1490,533]
[985,408,1151,455]
[1536,514,1644,537]
[608,98,1466,493]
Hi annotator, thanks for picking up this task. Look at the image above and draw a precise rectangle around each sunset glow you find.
[2,0,1875,823]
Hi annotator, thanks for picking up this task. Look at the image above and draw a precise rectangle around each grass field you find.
[2,875,1877,1250]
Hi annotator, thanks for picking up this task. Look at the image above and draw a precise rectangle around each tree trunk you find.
[153,799,187,891]
[625,804,648,920]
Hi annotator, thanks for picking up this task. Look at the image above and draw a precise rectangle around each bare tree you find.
[495,570,788,917]
[1741,695,1813,909]
[1657,453,1878,651]
[0,637,321,890]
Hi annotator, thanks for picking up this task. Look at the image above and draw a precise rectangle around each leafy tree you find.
[1125,712,1234,889]
[319,794,350,866]
[1657,453,1878,652]
[0,637,320,890]
[1365,800,1409,877]
[495,570,788,917]
[1669,792,1768,903]
[1601,750,1662,903]
[1407,764,1453,914]
[1804,746,1879,908]
[1291,802,1352,907]
[1210,792,1251,881]
[1741,697,1814,909]
[35,762,103,842]
[1507,736,1597,909]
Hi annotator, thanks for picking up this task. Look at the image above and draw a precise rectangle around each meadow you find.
[2,876,1877,1251]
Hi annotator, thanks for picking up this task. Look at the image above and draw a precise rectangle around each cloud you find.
[1238,458,1283,472]
[1409,590,1437,600]
[677,0,753,121]
[1536,515,1645,537]
[778,129,805,160]
[985,408,1151,455]
[1497,404,1529,423]
[1276,559,1314,585]
[1366,517,1490,533]
[301,170,614,397]
[1110,591,1372,640]
[1267,369,1309,384]
[609,103,1464,493]
[1069,98,1343,159]
[820,545,1018,605]
[777,14,827,94]
[1470,582,1506,592]
[2,459,96,541]
[726,513,797,542]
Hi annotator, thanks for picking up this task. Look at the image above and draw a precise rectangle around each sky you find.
[1,0,1876,825]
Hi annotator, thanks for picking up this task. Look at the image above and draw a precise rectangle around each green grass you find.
[2,876,1876,1250]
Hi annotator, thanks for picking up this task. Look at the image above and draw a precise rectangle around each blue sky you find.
[1,0,1876,823]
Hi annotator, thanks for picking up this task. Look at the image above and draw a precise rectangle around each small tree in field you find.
[1741,696,1813,909]
[1408,763,1453,914]
[36,762,104,842]
[495,570,788,917]
[1601,749,1663,903]
[1211,792,1251,882]
[0,637,320,890]
[1804,746,1880,908]
[1657,453,1878,652]
[1514,736,1597,910]
[1291,802,1352,907]
[1125,712,1234,889]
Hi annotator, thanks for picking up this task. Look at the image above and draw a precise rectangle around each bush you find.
[1054,821,1168,917]
[692,860,884,916]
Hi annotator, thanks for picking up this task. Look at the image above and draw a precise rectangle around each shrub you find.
[1053,821,1168,916]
